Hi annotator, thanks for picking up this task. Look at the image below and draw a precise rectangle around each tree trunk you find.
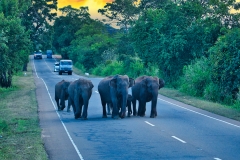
[23,63,28,71]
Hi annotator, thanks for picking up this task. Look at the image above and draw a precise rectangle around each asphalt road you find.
[32,55,240,160]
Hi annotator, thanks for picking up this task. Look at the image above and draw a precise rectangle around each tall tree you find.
[21,0,57,50]
[0,0,31,87]
[52,6,91,58]
[68,20,117,70]
[209,28,240,102]
[98,0,139,30]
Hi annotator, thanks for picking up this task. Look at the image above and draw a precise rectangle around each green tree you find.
[98,0,139,30]
[52,6,91,58]
[0,0,31,87]
[68,20,117,70]
[209,28,240,103]
[21,0,57,50]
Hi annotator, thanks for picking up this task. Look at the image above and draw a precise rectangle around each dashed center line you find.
[95,91,99,94]
[172,136,186,143]
[145,121,155,126]
[214,158,222,160]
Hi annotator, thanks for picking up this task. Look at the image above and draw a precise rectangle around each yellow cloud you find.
[58,0,240,18]
[58,0,113,19]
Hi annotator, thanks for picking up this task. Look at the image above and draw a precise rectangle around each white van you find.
[59,60,73,75]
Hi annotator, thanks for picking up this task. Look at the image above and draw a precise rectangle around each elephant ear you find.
[159,78,165,89]
[128,78,135,88]
[109,78,117,88]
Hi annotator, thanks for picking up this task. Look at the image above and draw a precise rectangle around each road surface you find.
[32,55,240,160]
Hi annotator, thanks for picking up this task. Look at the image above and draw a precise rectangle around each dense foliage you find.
[209,28,240,103]
[0,0,57,87]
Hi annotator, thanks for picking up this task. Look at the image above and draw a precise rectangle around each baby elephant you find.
[55,80,71,111]
[68,78,94,119]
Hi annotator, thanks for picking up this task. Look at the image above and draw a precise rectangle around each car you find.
[46,50,53,58]
[34,50,43,59]
[59,60,73,75]
[54,62,60,72]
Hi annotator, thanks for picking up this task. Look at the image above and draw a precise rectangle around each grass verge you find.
[0,65,48,160]
[159,88,240,121]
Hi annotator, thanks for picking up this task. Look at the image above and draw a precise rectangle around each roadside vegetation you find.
[0,66,48,160]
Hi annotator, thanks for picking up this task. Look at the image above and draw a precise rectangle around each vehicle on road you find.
[46,50,53,58]
[59,60,73,75]
[34,50,43,59]
[54,62,60,72]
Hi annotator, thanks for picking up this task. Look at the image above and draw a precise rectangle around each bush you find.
[145,63,160,77]
[91,64,105,76]
[127,59,144,78]
[179,57,211,97]
[101,61,125,76]
[74,62,86,73]
[203,82,220,102]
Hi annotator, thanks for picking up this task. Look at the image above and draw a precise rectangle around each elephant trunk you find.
[119,91,128,118]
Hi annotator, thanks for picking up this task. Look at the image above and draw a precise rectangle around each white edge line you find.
[33,60,84,160]
[172,136,186,143]
[158,98,240,128]
[145,121,155,126]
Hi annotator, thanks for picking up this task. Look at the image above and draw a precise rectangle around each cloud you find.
[58,0,114,19]
[58,0,113,9]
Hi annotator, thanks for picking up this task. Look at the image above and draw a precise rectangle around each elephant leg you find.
[76,98,84,119]
[150,106,157,118]
[55,97,61,111]
[67,99,71,112]
[111,101,120,119]
[138,100,146,117]
[73,93,81,119]
[132,99,137,116]
[127,99,132,117]
[60,99,66,110]
[150,99,158,118]
[69,97,76,113]
[101,100,107,118]
[107,103,112,115]
[81,96,90,120]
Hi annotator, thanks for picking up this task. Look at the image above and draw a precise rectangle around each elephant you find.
[98,75,135,119]
[67,78,94,119]
[132,76,165,118]
[55,80,71,111]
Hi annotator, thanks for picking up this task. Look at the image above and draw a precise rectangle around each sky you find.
[57,0,240,19]
[57,0,113,19]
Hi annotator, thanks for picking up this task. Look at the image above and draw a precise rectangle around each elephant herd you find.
[55,75,165,120]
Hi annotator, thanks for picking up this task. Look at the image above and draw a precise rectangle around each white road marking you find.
[172,136,186,143]
[158,98,240,128]
[33,60,84,160]
[145,121,155,126]
[43,58,54,73]
[95,91,99,94]
[214,158,222,160]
